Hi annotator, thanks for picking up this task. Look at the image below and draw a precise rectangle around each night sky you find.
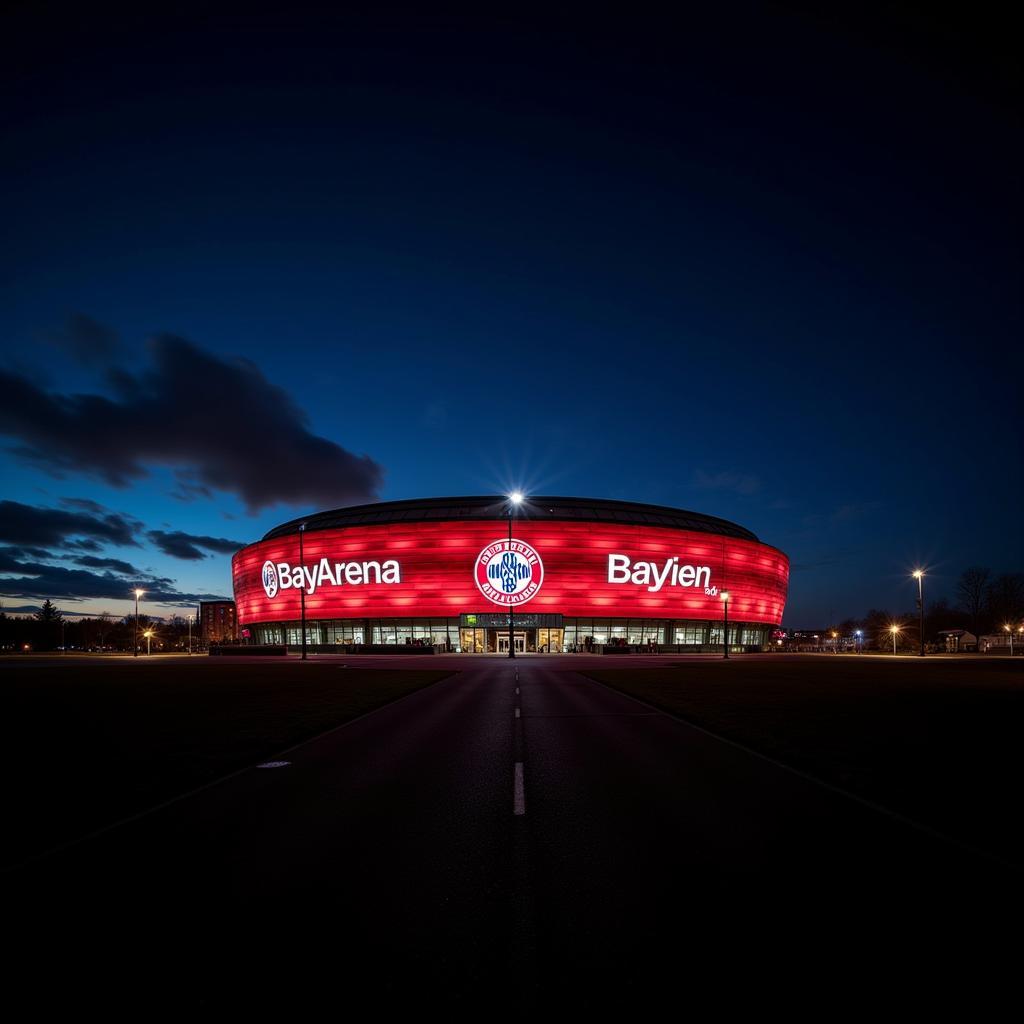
[1,4,1020,625]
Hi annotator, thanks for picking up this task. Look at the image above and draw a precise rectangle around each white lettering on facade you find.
[273,558,402,595]
[607,554,713,593]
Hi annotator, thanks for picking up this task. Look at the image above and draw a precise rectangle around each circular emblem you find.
[474,538,544,606]
[261,559,279,599]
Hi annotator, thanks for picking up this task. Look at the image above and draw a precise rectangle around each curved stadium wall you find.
[232,496,789,653]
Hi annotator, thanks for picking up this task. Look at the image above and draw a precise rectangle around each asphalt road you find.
[6,656,1019,1011]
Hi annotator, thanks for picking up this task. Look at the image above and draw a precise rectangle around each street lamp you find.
[890,623,901,655]
[912,569,926,657]
[855,629,863,654]
[133,589,144,657]
[299,522,308,661]
[187,613,193,656]
[143,629,153,656]
[1005,624,1015,658]
[831,630,838,654]
[507,492,524,659]
[720,591,730,659]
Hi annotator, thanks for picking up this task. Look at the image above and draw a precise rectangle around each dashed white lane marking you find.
[256,761,291,769]
[515,707,521,718]
[515,686,520,694]
[513,762,526,816]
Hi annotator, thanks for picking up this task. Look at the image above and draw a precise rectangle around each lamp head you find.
[720,591,730,602]
[912,569,924,579]
[134,589,144,598]
[509,491,524,505]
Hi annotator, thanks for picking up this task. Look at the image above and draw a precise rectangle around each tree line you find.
[0,600,201,653]
[832,567,1023,651]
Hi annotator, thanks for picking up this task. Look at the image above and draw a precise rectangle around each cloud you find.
[49,314,122,367]
[59,497,109,514]
[0,499,141,548]
[72,555,143,574]
[0,329,385,512]
[147,529,244,561]
[692,470,761,496]
[67,538,103,552]
[0,544,51,561]
[0,559,227,605]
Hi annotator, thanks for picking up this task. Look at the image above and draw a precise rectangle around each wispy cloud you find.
[47,314,123,367]
[147,530,245,561]
[692,469,761,496]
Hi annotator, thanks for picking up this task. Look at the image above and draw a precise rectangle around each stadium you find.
[232,496,789,653]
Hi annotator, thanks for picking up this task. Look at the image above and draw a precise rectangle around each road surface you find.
[6,655,1017,1010]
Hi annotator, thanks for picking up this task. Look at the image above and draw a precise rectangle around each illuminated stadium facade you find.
[232,496,789,653]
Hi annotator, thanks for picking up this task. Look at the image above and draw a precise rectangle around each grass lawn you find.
[585,656,1024,864]
[1,658,452,868]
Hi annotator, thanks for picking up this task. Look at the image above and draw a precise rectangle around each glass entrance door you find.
[497,632,526,654]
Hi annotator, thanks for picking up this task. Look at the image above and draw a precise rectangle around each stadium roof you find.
[262,496,759,542]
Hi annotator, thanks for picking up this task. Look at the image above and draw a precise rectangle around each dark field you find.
[1,657,452,869]
[587,655,1024,864]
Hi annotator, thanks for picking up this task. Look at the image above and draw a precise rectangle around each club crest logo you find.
[261,560,279,599]
[474,538,544,606]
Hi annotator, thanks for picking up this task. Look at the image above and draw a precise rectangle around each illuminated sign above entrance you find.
[461,613,563,629]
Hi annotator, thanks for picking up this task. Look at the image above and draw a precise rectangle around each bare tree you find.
[956,567,990,637]
[986,573,1024,629]
[96,611,112,650]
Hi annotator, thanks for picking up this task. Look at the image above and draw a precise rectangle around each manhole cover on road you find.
[255,761,291,769]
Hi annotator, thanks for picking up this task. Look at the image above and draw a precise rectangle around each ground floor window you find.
[674,626,707,645]
[252,617,769,651]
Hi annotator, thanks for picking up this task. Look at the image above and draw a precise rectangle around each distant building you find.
[937,629,977,653]
[199,601,238,642]
[979,631,1022,654]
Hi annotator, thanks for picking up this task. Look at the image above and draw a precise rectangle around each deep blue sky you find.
[1,4,1020,625]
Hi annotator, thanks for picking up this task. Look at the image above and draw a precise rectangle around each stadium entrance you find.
[497,632,527,654]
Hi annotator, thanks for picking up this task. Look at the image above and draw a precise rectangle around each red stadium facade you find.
[232,497,789,653]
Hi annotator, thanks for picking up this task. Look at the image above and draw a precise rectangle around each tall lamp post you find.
[144,629,153,656]
[507,492,523,659]
[133,588,144,657]
[299,522,308,661]
[721,590,730,660]
[187,613,193,656]
[890,624,901,655]
[912,569,926,657]
[855,629,863,654]
[1006,624,1015,658]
